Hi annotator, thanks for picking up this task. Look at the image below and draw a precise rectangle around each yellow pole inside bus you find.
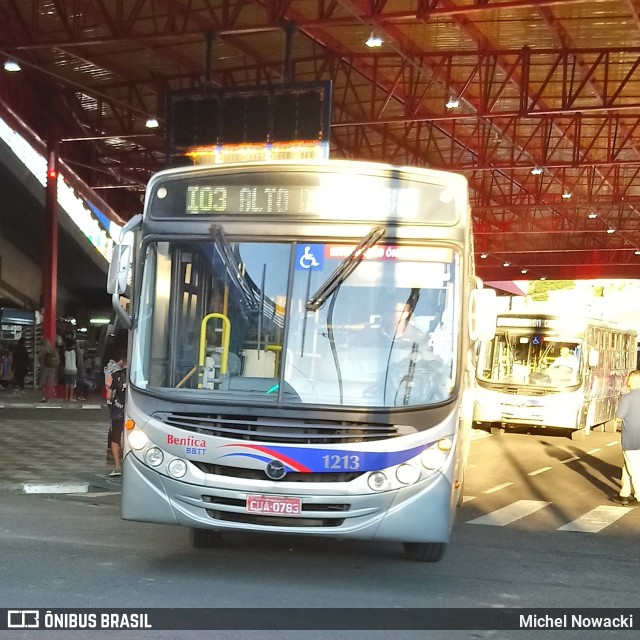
[198,313,231,388]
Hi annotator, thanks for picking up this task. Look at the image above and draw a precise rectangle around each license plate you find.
[246,495,302,516]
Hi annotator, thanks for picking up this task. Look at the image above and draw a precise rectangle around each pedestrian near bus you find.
[612,370,640,505]
[106,351,127,477]
[63,341,77,401]
[39,338,60,401]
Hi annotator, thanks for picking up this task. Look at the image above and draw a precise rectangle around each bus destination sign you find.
[184,183,430,219]
[148,176,459,224]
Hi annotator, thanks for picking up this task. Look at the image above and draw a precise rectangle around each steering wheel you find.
[529,371,551,384]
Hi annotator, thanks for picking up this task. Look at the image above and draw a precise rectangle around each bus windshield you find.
[477,332,582,388]
[131,238,458,408]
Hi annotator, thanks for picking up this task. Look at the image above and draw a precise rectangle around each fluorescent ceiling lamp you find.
[530,166,543,175]
[89,318,111,325]
[521,269,528,274]
[562,190,572,199]
[480,253,488,259]
[606,228,615,234]
[365,32,383,48]
[503,261,510,267]
[145,117,159,128]
[4,60,21,72]
[587,212,598,219]
[635,250,640,255]
[445,97,460,109]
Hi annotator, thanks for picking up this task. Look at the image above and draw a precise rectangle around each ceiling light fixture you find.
[503,261,510,267]
[587,212,598,219]
[365,31,383,48]
[480,253,488,259]
[562,190,572,200]
[445,96,460,109]
[540,276,546,281]
[607,228,615,234]
[530,166,543,176]
[521,268,528,274]
[635,250,640,255]
[4,60,21,72]
[145,117,159,129]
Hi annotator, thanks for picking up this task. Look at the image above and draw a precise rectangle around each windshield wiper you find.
[305,226,385,311]
[209,224,258,310]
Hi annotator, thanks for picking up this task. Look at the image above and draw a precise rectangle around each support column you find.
[42,139,58,344]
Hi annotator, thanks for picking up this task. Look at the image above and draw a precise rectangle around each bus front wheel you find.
[402,542,447,562]
[189,527,223,549]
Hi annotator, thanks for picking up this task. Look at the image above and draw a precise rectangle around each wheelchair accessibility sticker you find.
[295,244,324,270]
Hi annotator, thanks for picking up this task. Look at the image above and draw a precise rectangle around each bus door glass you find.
[131,240,292,400]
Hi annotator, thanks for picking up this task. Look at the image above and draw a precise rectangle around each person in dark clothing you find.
[612,370,640,505]
[106,351,127,477]
[11,337,30,393]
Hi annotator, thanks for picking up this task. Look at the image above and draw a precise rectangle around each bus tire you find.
[402,542,447,562]
[189,527,222,548]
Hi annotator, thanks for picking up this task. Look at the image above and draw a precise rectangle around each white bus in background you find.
[107,160,496,562]
[474,313,637,440]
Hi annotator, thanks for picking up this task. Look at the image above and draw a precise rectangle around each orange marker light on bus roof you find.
[124,419,135,430]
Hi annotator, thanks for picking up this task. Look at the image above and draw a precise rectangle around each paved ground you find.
[0,387,118,493]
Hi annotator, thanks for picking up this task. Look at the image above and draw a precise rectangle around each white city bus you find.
[107,160,495,562]
[474,313,637,439]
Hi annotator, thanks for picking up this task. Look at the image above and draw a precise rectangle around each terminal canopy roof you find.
[1,0,640,281]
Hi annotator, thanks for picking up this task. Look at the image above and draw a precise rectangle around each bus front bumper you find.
[121,451,455,543]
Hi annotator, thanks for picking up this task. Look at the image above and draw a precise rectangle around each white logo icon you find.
[8,610,40,628]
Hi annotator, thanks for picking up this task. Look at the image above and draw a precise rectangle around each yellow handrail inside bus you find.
[198,313,231,388]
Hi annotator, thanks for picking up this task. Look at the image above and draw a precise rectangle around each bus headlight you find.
[420,446,447,471]
[127,429,149,451]
[368,472,390,492]
[145,447,164,467]
[396,463,420,485]
[167,459,188,478]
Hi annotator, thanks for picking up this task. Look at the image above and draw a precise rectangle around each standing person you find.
[39,339,60,402]
[103,356,122,463]
[106,351,127,477]
[103,356,122,404]
[75,344,94,400]
[612,370,640,505]
[63,341,77,401]
[11,337,30,394]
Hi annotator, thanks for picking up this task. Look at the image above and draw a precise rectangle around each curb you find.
[22,483,90,494]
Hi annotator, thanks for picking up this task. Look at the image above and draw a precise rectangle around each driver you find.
[549,347,579,372]
[380,302,426,343]
[376,302,447,405]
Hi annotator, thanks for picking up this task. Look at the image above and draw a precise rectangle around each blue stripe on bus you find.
[218,442,435,473]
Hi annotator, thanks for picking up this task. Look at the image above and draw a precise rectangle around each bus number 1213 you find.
[322,454,361,470]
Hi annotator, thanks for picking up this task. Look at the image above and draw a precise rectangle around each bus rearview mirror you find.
[469,288,497,342]
[107,244,131,295]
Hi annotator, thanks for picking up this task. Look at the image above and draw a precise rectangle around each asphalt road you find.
[1,426,638,640]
